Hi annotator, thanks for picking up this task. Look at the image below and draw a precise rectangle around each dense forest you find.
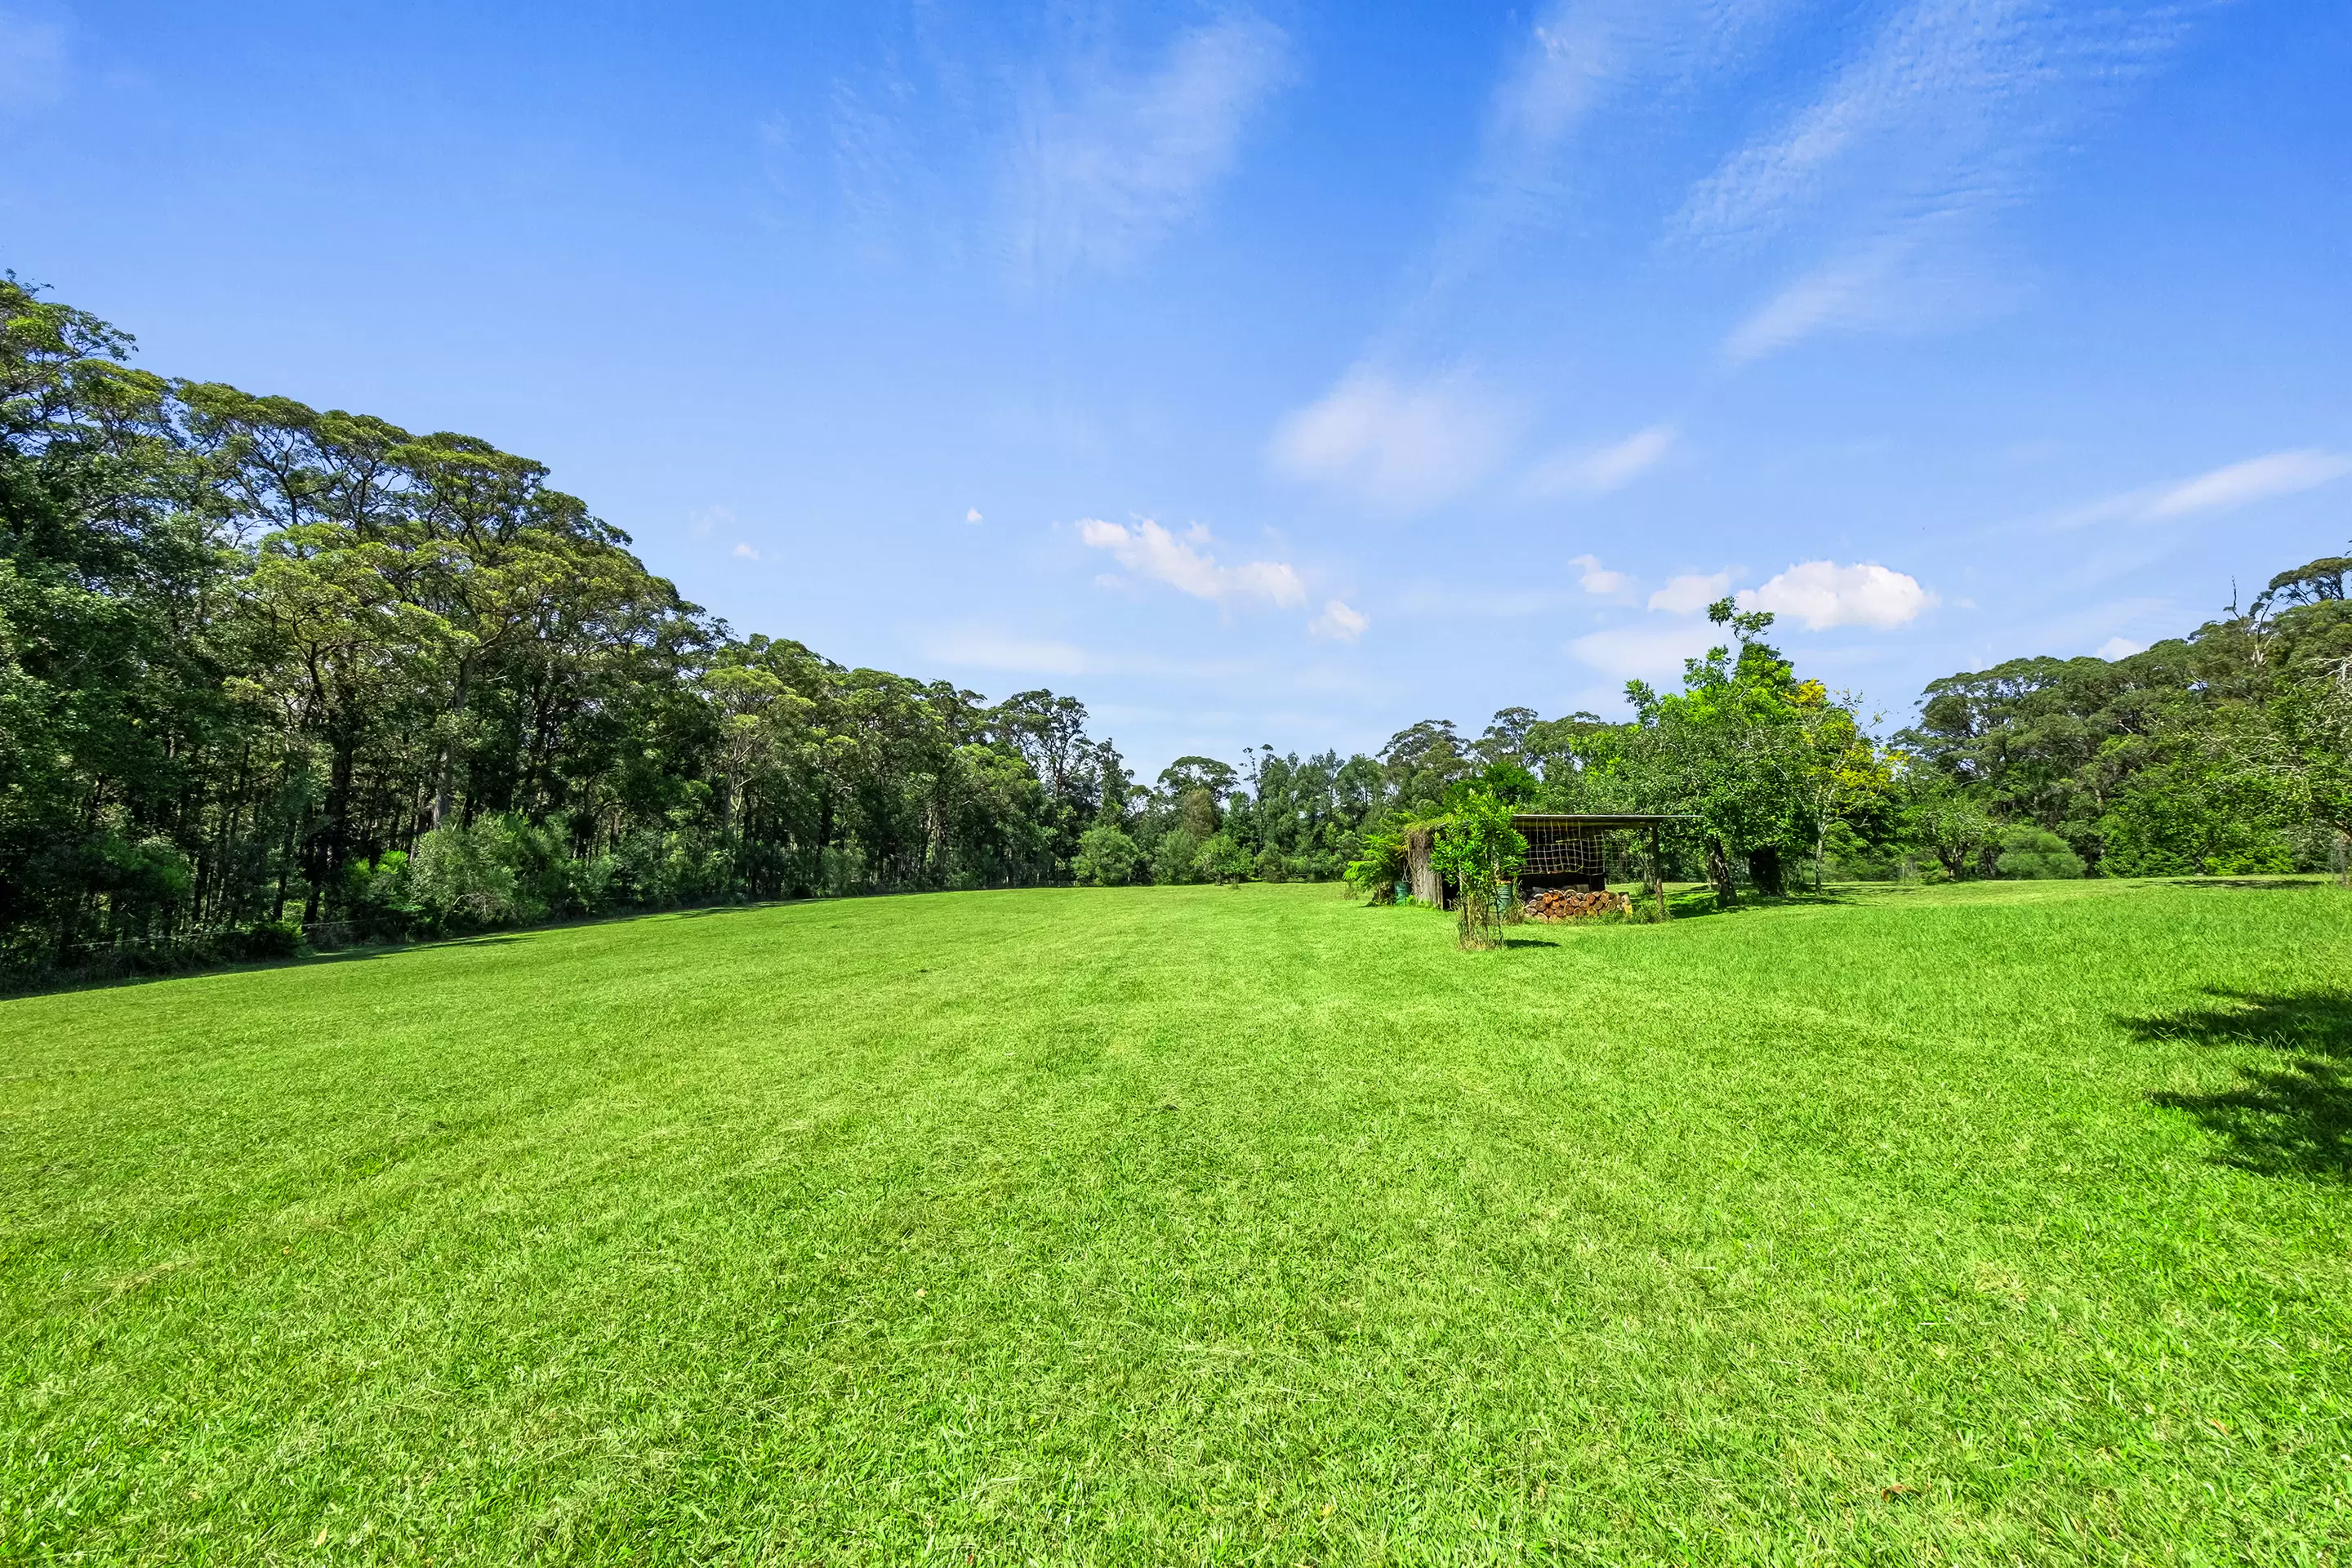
[4,278,2347,979]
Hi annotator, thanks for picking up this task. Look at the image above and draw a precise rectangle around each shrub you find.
[341,850,421,941]
[1253,846,1289,883]
[1343,829,1408,905]
[1995,826,2087,880]
[225,920,305,960]
[1073,825,1142,886]
[1432,791,1526,950]
[405,819,526,931]
[1194,831,1254,885]
[1150,827,1201,886]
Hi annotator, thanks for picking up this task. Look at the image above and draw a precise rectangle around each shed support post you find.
[1648,822,1668,921]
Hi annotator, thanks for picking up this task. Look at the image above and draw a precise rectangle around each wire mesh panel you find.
[1521,823,1602,877]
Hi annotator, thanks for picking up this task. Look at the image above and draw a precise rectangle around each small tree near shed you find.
[1432,791,1526,950]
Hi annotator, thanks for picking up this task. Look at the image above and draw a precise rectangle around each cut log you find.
[1521,888,1633,922]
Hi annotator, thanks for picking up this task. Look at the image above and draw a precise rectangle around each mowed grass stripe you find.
[5,880,2349,1562]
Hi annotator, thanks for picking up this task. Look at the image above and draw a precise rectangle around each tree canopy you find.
[7,274,2345,980]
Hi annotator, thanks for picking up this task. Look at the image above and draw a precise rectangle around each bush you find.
[406,818,529,931]
[1194,831,1254,885]
[225,920,305,960]
[2098,761,2301,876]
[1432,791,1526,950]
[1995,826,2087,880]
[612,823,733,906]
[1150,826,1201,886]
[341,850,421,941]
[1073,825,1142,886]
[1343,829,1408,904]
[1253,846,1289,883]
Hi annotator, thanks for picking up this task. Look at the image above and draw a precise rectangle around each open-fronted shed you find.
[1400,812,1688,915]
[1513,814,1680,893]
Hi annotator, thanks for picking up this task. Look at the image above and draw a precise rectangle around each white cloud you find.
[1570,555,1634,596]
[1568,621,1720,681]
[732,542,760,560]
[0,12,66,113]
[1268,367,1516,511]
[1078,517,1303,607]
[966,506,984,523]
[1646,571,1731,614]
[2096,636,2145,661]
[688,504,733,541]
[1740,559,1933,630]
[1308,599,1370,642]
[1524,425,1677,495]
[2145,449,2352,519]
[1005,12,1290,280]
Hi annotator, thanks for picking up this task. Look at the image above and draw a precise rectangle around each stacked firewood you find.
[1523,888,1633,921]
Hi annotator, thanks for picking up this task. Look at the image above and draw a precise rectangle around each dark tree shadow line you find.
[2130,990,2352,1182]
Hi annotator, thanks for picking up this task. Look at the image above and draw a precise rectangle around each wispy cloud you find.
[2147,449,2352,518]
[732,542,761,561]
[1079,517,1303,607]
[1722,225,2020,363]
[1688,0,2197,360]
[828,65,931,244]
[1524,425,1677,495]
[1268,366,1517,511]
[2057,448,2352,528]
[1004,12,1290,282]
[1740,559,1934,629]
[1434,0,1788,287]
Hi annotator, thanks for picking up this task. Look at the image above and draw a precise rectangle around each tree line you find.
[5,276,2347,979]
[1325,565,2350,913]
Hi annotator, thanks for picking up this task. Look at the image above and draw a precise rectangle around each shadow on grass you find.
[2130,989,2352,1181]
[1639,885,1855,921]
[2,909,700,1000]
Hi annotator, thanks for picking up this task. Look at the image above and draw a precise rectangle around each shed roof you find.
[1510,813,1693,827]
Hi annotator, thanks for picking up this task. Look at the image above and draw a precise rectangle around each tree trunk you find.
[1706,836,1735,907]
[433,669,470,829]
[323,730,356,910]
[1406,826,1446,908]
[1647,822,1668,920]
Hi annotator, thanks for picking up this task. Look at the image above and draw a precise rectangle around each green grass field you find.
[6,880,2350,1564]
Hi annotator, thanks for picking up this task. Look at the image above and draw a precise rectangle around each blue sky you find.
[4,1,2348,775]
